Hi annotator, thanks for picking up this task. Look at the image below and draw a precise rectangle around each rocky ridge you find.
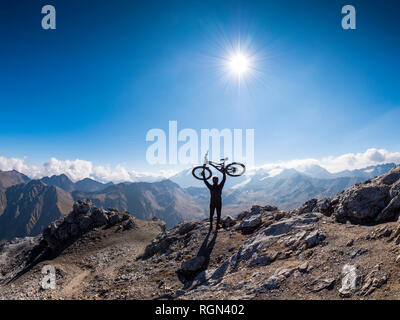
[294,165,400,224]
[0,199,165,287]
[1,166,400,299]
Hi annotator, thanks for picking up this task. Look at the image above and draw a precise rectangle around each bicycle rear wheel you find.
[192,166,212,180]
[225,163,246,177]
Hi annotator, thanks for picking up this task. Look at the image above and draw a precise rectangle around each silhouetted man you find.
[202,170,226,230]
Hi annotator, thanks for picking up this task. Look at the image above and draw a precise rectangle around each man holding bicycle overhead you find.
[192,152,245,230]
[201,169,226,231]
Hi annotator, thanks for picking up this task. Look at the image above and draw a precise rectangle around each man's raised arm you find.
[202,171,212,189]
[219,169,227,188]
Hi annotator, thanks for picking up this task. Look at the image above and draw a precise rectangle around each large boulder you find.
[327,166,400,224]
[333,184,390,223]
[339,264,362,297]
[237,214,262,234]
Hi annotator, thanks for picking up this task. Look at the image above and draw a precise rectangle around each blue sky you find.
[0,0,400,177]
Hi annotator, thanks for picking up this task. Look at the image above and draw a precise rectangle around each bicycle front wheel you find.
[225,163,246,177]
[192,166,212,180]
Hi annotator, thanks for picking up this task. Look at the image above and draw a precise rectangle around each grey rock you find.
[121,212,130,221]
[181,256,206,272]
[360,264,388,296]
[249,252,278,267]
[178,222,199,235]
[346,239,354,247]
[390,180,400,198]
[122,219,136,230]
[298,262,309,273]
[264,205,278,211]
[108,213,120,226]
[331,166,400,223]
[333,184,390,223]
[339,264,361,297]
[73,199,92,215]
[313,198,333,215]
[376,194,400,222]
[296,199,318,214]
[254,276,281,293]
[78,215,93,231]
[307,277,335,292]
[237,210,250,221]
[262,213,319,238]
[304,229,326,248]
[381,167,400,185]
[238,214,262,233]
[275,267,295,278]
[221,215,236,228]
[350,248,368,259]
[68,223,80,237]
[92,209,108,227]
[55,223,69,241]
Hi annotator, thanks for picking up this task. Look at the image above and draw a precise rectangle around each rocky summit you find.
[1,166,400,299]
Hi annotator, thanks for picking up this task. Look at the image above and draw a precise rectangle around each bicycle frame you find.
[202,151,227,173]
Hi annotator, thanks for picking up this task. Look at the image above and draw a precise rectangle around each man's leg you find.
[216,202,222,229]
[209,203,215,229]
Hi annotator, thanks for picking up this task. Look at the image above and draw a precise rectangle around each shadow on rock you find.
[177,229,218,285]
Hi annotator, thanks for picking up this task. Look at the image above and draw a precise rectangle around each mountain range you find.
[0,170,205,240]
[180,163,397,214]
[40,174,114,193]
[0,163,396,240]
[169,163,396,189]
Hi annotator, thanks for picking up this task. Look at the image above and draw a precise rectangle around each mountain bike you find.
[192,152,246,180]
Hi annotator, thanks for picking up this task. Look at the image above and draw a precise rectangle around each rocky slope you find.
[295,165,400,224]
[0,200,165,299]
[1,166,400,300]
[0,170,30,190]
[0,180,74,240]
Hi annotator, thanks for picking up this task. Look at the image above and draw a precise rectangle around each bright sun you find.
[228,52,250,76]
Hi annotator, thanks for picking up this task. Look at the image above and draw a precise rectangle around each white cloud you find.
[254,148,400,175]
[0,156,31,173]
[0,156,176,183]
[0,148,399,183]
[319,148,400,172]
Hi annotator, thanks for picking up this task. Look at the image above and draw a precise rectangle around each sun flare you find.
[228,52,250,77]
